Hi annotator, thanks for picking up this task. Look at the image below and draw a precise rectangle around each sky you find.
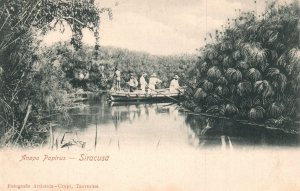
[43,0,292,55]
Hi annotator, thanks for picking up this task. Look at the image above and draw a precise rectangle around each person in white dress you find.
[169,75,180,93]
[148,73,162,93]
[139,72,147,93]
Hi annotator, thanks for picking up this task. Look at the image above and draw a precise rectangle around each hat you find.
[151,73,157,77]
[174,75,179,79]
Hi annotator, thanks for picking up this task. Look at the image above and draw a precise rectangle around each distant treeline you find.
[43,43,197,91]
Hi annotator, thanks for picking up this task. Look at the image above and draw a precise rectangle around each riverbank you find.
[181,99,300,136]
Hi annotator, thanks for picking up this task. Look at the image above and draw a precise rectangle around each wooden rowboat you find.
[108,88,184,102]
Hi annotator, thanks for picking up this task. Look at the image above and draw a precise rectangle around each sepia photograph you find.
[0,0,300,190]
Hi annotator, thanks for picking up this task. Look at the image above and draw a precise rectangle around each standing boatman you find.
[115,67,121,91]
[140,72,147,93]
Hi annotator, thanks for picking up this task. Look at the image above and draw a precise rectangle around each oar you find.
[147,86,181,103]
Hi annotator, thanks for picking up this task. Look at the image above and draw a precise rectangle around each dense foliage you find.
[0,0,106,147]
[186,2,300,128]
[45,43,197,91]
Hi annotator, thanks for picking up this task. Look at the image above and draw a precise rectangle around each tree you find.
[0,0,110,146]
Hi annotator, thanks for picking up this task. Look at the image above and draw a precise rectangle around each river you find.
[52,93,300,151]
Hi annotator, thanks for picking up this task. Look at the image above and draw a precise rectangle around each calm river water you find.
[53,93,300,151]
[2,93,300,191]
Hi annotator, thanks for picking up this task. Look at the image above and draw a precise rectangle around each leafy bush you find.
[187,2,300,126]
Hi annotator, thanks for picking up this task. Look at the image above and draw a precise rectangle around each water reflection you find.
[185,114,300,148]
[53,94,300,151]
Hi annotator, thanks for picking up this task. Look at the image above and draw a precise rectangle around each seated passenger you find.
[128,74,138,92]
[169,75,180,93]
[148,73,162,93]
